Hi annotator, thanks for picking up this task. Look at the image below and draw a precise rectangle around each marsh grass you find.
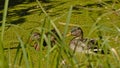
[0,0,9,68]
[0,0,120,68]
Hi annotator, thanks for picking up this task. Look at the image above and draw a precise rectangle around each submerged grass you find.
[0,0,120,68]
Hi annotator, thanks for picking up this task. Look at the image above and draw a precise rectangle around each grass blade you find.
[36,0,62,39]
[0,0,9,68]
[15,32,29,68]
[63,6,72,38]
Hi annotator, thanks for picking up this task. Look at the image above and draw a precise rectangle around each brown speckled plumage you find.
[30,29,59,51]
[69,27,105,54]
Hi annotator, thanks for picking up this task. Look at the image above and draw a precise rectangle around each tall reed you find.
[0,0,9,68]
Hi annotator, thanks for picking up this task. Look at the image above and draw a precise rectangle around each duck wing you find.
[84,39,109,54]
[69,38,87,52]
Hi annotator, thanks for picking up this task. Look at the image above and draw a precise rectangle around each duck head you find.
[67,27,83,39]
[29,32,41,51]
[30,32,40,41]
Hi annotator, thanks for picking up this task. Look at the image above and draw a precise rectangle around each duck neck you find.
[80,34,84,41]
[80,29,84,41]
[75,34,84,41]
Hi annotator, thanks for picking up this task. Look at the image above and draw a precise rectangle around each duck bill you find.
[66,32,71,37]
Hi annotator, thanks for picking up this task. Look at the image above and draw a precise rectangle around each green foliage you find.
[0,0,120,68]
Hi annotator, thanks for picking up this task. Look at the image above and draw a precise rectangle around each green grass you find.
[0,0,120,68]
[0,0,9,68]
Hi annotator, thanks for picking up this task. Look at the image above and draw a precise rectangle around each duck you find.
[29,32,41,51]
[67,26,106,54]
[29,29,59,51]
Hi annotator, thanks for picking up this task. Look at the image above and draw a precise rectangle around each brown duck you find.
[67,26,106,54]
[29,29,59,51]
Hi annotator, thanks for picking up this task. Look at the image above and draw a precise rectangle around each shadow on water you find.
[45,2,66,10]
[2,18,26,31]
[0,18,25,31]
[0,0,36,26]
[73,1,119,11]
[83,1,115,7]
[10,18,25,24]
[43,2,67,16]
[0,0,35,10]
[1,1,67,18]
[0,5,38,25]
[0,5,37,22]
[4,46,21,50]
[9,6,36,17]
[0,1,67,26]
[0,13,2,21]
